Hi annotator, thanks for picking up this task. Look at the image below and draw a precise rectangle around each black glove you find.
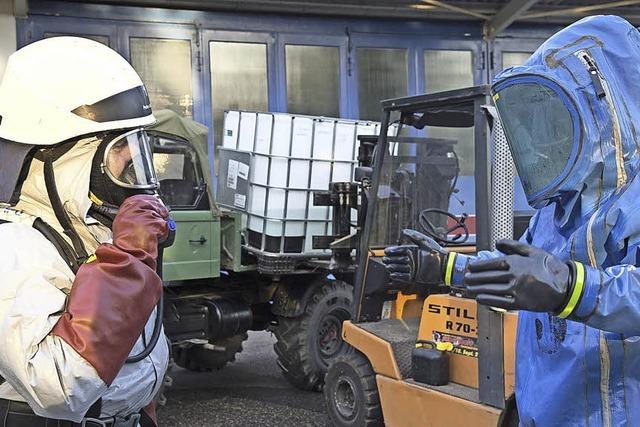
[464,239,577,313]
[383,229,448,286]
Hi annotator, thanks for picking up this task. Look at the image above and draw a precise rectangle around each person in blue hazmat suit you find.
[383,15,640,426]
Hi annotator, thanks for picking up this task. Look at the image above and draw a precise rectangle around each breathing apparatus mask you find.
[89,128,159,228]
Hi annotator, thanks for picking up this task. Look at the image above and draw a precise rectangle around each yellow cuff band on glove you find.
[444,252,457,286]
[557,261,585,319]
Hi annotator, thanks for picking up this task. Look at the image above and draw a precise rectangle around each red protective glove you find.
[112,195,169,270]
[53,195,169,385]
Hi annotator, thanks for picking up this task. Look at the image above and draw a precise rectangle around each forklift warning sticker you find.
[433,331,478,358]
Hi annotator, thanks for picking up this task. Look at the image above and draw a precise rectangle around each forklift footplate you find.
[358,318,483,405]
[406,379,480,404]
[358,318,420,379]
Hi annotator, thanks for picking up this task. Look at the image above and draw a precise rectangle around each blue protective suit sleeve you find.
[448,250,499,286]
[447,226,533,287]
[570,264,640,336]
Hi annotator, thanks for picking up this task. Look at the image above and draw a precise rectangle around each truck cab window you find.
[151,135,208,210]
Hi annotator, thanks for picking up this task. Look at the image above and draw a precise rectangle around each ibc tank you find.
[219,110,395,256]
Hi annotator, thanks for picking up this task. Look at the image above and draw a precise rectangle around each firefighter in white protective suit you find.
[0,37,171,426]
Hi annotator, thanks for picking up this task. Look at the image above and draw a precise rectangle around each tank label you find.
[227,159,239,189]
[238,162,250,180]
[234,194,246,209]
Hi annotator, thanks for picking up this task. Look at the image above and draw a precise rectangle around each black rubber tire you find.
[173,333,248,372]
[500,395,519,427]
[505,411,520,427]
[324,351,383,427]
[274,280,353,391]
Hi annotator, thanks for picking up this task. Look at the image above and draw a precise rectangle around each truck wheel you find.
[173,332,248,371]
[324,351,383,427]
[274,280,353,391]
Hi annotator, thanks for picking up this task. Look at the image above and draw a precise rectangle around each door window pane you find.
[424,50,475,176]
[286,45,339,117]
[424,50,473,93]
[502,51,532,70]
[44,33,109,46]
[130,38,193,118]
[210,41,268,148]
[357,48,407,121]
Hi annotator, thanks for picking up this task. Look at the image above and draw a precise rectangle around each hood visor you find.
[493,76,581,206]
[103,128,158,190]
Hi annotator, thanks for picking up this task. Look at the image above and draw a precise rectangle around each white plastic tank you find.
[221,110,395,254]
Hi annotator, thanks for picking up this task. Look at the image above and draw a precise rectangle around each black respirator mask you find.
[89,128,158,228]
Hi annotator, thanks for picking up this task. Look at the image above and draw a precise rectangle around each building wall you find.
[17,1,549,213]
[0,0,16,82]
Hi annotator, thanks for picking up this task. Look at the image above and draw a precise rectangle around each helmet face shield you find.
[103,128,158,190]
[493,77,580,204]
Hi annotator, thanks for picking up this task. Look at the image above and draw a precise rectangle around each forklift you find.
[323,86,521,426]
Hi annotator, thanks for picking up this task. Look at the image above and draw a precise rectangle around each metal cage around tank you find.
[217,110,397,273]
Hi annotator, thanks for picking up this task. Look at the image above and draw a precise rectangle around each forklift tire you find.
[324,351,383,427]
[500,395,519,427]
[274,280,353,391]
[173,332,248,371]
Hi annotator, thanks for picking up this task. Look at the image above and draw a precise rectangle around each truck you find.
[149,109,414,391]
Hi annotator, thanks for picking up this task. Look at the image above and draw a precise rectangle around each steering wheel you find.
[418,208,469,246]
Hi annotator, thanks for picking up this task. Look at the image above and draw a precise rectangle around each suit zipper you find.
[576,51,626,191]
[585,204,613,427]
[578,50,618,427]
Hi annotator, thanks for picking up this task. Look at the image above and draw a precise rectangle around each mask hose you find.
[88,201,119,229]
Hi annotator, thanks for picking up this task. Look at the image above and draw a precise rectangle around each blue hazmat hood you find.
[492,15,640,213]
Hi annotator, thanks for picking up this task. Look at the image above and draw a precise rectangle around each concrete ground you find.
[157,331,330,427]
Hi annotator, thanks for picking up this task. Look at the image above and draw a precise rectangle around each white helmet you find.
[0,36,155,145]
